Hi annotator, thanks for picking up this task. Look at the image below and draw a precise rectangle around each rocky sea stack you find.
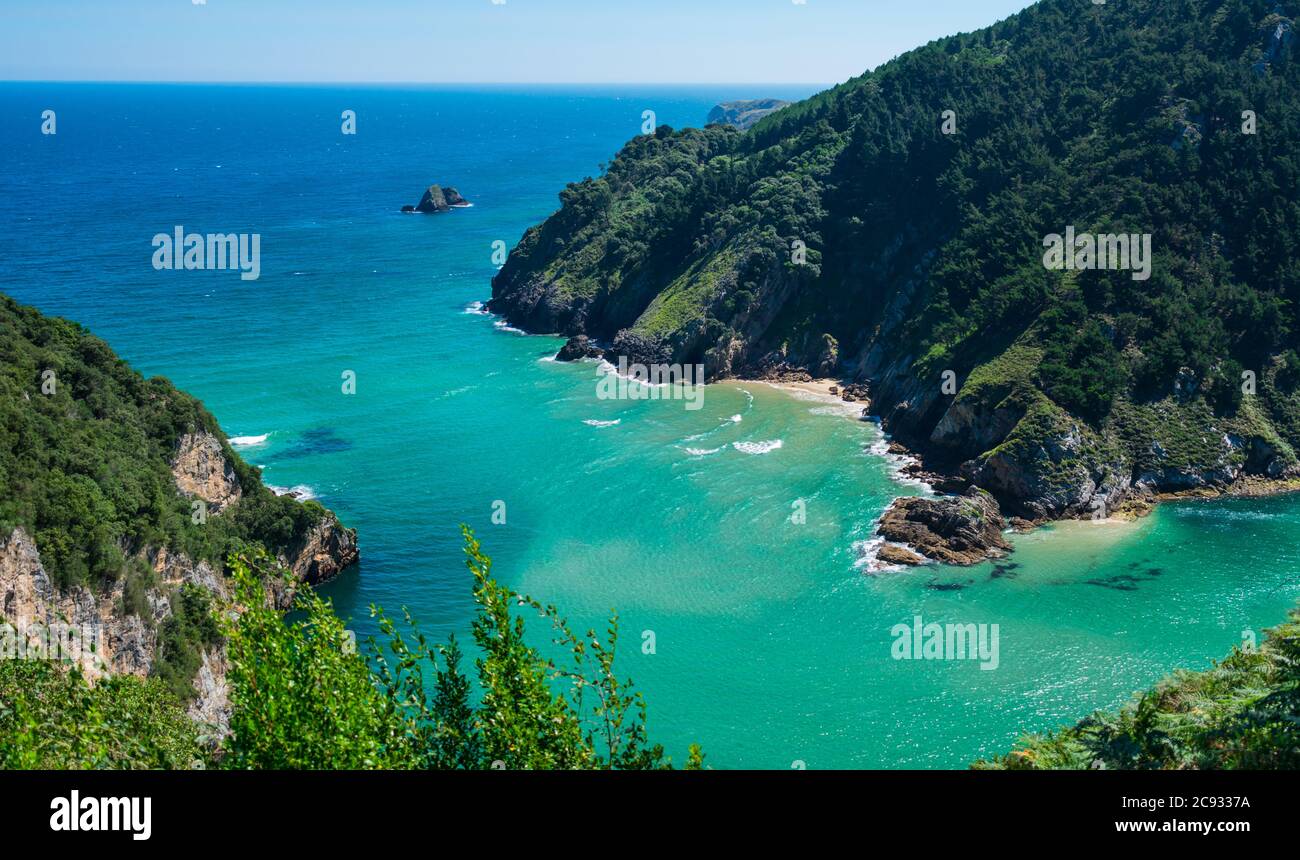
[402,184,470,213]
[875,488,1012,566]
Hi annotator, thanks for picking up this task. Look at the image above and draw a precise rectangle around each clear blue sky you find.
[0,0,1037,84]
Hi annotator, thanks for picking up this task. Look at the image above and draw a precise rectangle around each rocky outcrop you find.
[555,334,605,362]
[0,510,357,739]
[876,543,927,566]
[1,527,165,679]
[405,184,470,213]
[171,432,241,512]
[707,99,792,130]
[875,489,1012,565]
[281,514,358,588]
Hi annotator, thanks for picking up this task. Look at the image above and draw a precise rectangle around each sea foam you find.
[267,484,316,501]
[684,446,724,456]
[732,439,783,455]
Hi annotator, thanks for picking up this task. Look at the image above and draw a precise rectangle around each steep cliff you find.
[0,294,359,735]
[490,0,1300,523]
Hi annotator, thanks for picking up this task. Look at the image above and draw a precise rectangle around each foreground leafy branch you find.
[220,527,702,770]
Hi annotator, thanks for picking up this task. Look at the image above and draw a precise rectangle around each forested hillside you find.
[0,294,340,590]
[490,0,1300,519]
[0,294,356,706]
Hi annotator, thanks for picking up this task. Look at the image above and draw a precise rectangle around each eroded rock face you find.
[930,398,1026,460]
[0,527,165,679]
[188,646,230,737]
[171,432,242,513]
[281,515,359,588]
[555,334,605,362]
[876,488,1012,566]
[1,508,357,740]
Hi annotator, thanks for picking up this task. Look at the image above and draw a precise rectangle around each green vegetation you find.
[154,584,222,703]
[978,604,1300,769]
[0,294,327,593]
[0,659,203,769]
[220,528,700,770]
[492,0,1300,486]
[0,293,343,696]
[1,530,698,770]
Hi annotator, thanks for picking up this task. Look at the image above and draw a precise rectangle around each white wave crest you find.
[732,439,783,455]
[684,446,724,456]
[851,537,928,574]
[230,434,269,447]
[268,484,316,501]
[583,419,621,427]
[868,437,933,491]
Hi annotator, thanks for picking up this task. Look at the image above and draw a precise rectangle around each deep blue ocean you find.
[3,83,1299,768]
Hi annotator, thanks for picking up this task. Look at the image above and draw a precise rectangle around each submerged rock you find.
[876,488,1012,566]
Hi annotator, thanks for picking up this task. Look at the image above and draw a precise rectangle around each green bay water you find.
[2,83,1298,768]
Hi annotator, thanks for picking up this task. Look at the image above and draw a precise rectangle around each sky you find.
[0,0,1038,84]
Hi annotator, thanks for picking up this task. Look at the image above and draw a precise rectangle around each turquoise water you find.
[2,83,1298,768]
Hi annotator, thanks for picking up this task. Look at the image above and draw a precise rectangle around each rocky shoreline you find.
[539,331,1300,571]
[866,418,1300,569]
[875,488,1012,566]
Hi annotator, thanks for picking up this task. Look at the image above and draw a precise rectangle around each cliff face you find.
[490,0,1300,524]
[0,294,359,737]
[1,527,157,679]
[0,428,358,735]
[284,515,359,587]
[172,432,242,513]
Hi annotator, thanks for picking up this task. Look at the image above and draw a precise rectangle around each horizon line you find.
[0,79,837,87]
